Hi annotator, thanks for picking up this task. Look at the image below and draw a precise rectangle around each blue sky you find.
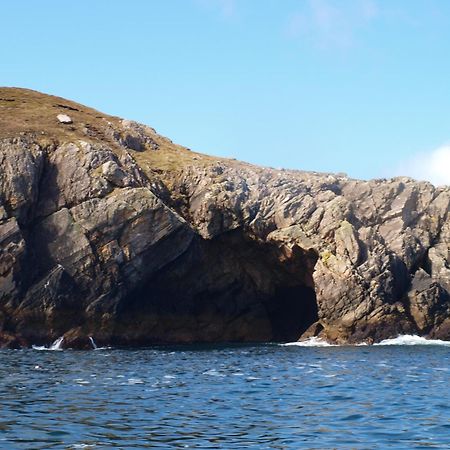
[2,0,450,184]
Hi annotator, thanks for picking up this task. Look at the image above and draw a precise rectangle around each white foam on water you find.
[202,369,225,377]
[281,334,450,347]
[309,363,324,369]
[374,335,450,347]
[282,337,338,347]
[32,336,64,351]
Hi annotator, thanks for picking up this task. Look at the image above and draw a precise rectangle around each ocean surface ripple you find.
[1,342,449,449]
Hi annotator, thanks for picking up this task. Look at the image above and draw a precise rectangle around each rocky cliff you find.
[0,88,449,348]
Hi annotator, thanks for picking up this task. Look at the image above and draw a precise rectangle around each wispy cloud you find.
[195,0,236,19]
[395,145,450,187]
[286,0,379,48]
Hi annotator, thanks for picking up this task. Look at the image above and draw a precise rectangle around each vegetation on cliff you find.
[0,88,449,348]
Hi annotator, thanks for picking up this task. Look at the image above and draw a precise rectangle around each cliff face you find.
[0,88,449,348]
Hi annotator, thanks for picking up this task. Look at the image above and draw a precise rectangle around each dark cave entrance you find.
[119,229,319,344]
[268,285,318,342]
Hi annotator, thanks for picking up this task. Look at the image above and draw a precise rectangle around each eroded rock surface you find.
[0,88,449,347]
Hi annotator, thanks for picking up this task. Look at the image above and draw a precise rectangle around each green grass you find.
[0,87,225,179]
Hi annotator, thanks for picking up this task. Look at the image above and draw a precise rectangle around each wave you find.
[32,336,64,351]
[281,335,450,348]
[32,336,111,351]
[374,335,450,347]
[282,337,338,347]
[88,336,110,350]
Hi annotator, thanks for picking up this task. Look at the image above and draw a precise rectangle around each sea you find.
[1,335,449,449]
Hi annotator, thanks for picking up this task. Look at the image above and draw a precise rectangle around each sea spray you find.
[88,337,98,350]
[32,336,64,351]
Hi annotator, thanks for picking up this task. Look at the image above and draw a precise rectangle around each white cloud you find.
[286,0,379,48]
[396,145,450,187]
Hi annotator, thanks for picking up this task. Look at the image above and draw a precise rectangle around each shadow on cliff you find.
[112,229,319,345]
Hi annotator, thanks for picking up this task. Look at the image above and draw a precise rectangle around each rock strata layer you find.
[0,88,449,348]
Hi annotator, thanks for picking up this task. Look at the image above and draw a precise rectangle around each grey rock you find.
[57,114,72,124]
[0,87,449,348]
[101,161,128,187]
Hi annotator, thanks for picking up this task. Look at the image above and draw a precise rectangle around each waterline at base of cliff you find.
[283,334,450,347]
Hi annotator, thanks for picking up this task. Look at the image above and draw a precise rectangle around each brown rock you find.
[0,87,449,347]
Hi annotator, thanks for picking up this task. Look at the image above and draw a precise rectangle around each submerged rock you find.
[0,87,449,348]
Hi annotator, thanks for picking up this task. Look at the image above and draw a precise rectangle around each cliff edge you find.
[1,88,449,348]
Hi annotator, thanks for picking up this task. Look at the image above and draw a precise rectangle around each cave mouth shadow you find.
[267,285,318,342]
[117,230,319,345]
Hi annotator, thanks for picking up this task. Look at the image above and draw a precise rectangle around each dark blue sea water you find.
[1,337,450,449]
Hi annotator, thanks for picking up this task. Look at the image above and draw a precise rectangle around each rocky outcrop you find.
[0,88,449,348]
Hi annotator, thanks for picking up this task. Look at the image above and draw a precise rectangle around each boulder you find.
[57,114,72,124]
